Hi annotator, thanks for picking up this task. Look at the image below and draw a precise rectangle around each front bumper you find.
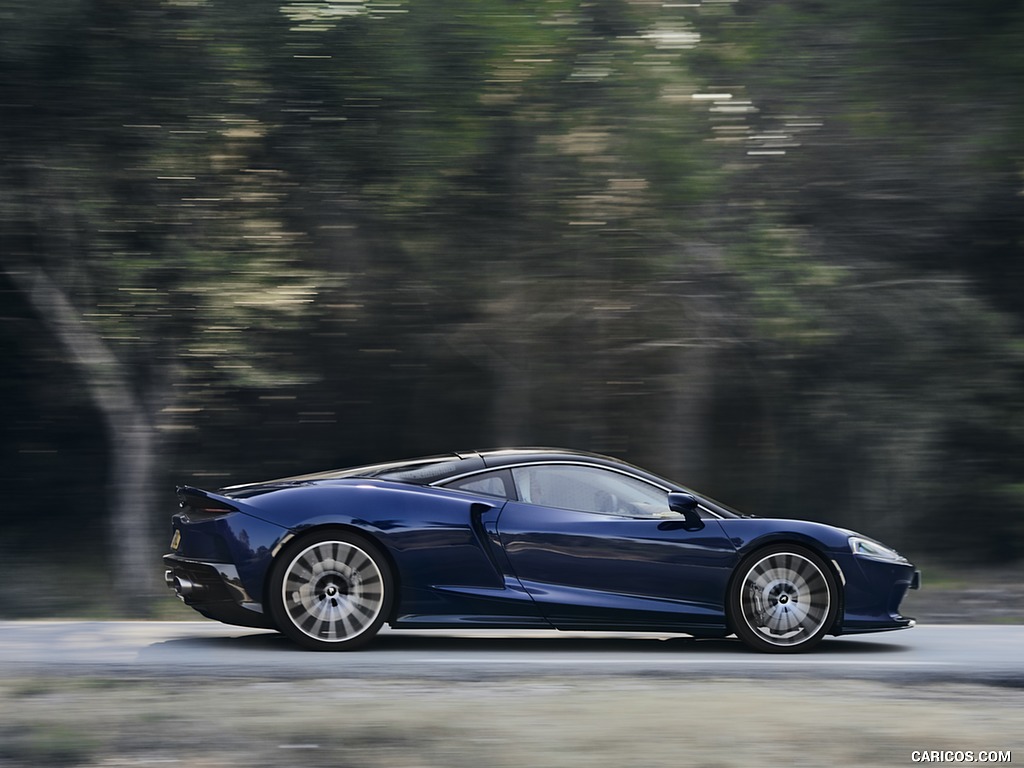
[163,553,275,630]
[833,554,921,635]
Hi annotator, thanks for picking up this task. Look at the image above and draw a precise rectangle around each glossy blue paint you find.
[496,501,737,629]
[164,448,919,649]
[166,509,289,623]
[714,517,916,632]
[716,517,854,556]
[834,552,918,632]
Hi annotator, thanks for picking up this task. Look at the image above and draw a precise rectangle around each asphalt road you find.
[0,621,1020,684]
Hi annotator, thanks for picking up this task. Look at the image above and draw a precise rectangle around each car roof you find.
[369,447,673,487]
[222,448,741,517]
[270,448,642,486]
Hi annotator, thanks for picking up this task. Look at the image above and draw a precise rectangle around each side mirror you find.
[666,492,704,530]
[668,492,698,514]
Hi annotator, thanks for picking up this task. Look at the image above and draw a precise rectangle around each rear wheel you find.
[268,530,393,651]
[729,544,838,653]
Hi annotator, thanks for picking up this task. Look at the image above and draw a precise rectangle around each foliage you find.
[1,0,1023,614]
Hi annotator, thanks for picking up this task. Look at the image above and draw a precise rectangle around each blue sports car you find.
[164,448,920,653]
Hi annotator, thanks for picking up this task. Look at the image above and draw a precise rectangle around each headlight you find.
[849,536,907,563]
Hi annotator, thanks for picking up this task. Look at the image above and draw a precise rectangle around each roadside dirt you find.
[900,566,1024,624]
[0,677,1019,767]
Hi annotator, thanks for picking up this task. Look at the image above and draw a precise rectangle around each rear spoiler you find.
[176,486,241,516]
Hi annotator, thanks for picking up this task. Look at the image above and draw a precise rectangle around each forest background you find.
[2,0,1022,615]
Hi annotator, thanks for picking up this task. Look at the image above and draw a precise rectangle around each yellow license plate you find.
[170,530,181,551]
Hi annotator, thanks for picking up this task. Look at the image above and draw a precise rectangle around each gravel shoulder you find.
[0,676,1020,768]
[1,566,1020,766]
[900,565,1024,624]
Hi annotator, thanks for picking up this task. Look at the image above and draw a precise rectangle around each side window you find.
[444,469,515,500]
[511,465,670,518]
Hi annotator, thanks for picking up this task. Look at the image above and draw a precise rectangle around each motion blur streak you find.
[1,0,1023,618]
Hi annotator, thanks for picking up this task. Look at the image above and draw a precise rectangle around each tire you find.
[268,529,393,651]
[728,544,839,653]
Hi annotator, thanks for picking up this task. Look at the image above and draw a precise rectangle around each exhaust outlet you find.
[174,575,197,596]
[166,570,205,599]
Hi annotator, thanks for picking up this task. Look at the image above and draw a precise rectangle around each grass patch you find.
[0,723,100,766]
[0,677,1021,768]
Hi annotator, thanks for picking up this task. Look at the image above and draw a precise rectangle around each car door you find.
[495,464,739,629]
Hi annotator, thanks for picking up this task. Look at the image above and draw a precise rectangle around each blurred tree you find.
[2,0,1023,621]
[685,0,1024,558]
[0,0,329,611]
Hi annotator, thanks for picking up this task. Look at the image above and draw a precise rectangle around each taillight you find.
[176,486,239,521]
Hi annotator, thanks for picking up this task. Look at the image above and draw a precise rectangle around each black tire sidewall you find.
[728,543,839,654]
[268,528,394,651]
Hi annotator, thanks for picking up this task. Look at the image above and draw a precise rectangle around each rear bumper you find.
[163,554,274,630]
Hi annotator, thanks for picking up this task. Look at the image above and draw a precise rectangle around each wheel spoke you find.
[739,552,832,647]
[349,594,378,618]
[280,539,386,645]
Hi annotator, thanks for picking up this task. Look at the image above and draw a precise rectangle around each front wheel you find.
[268,530,393,651]
[728,545,839,653]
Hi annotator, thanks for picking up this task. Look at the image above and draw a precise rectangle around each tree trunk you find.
[665,339,713,485]
[4,264,162,615]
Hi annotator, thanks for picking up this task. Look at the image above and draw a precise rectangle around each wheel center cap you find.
[325,585,338,597]
[779,594,789,604]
